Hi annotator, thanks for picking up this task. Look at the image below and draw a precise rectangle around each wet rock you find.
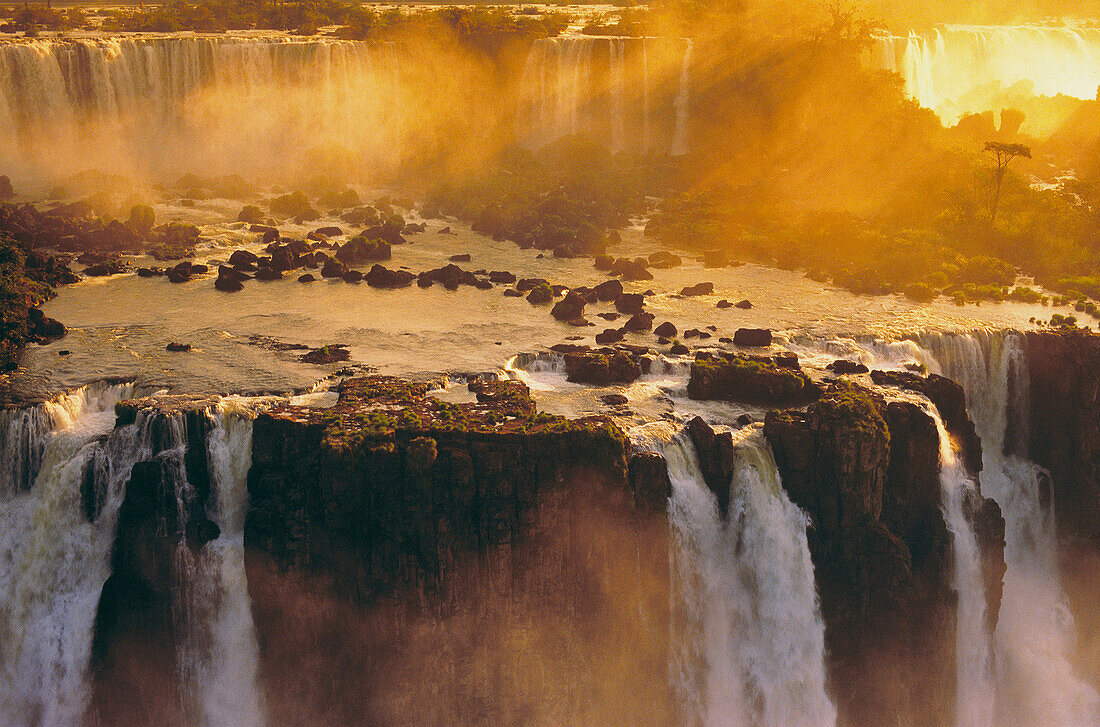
[321,259,348,278]
[335,237,390,265]
[687,417,735,517]
[526,284,553,305]
[300,344,351,364]
[735,299,753,309]
[313,226,343,238]
[648,251,682,269]
[680,282,714,297]
[629,452,671,511]
[595,329,625,345]
[736,414,753,426]
[83,259,131,277]
[670,342,690,355]
[733,328,772,347]
[449,253,471,262]
[594,279,623,302]
[601,393,629,406]
[0,175,13,200]
[551,291,586,321]
[342,270,363,283]
[365,264,415,289]
[598,313,619,321]
[594,254,614,271]
[503,289,524,297]
[214,266,248,292]
[254,267,283,281]
[828,359,870,375]
[166,342,191,352]
[564,350,641,385]
[688,352,820,405]
[614,293,645,315]
[624,313,654,332]
[716,299,733,309]
[127,204,155,235]
[298,274,316,283]
[489,270,516,284]
[610,257,652,281]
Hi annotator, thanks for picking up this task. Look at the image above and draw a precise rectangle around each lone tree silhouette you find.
[984,141,1031,228]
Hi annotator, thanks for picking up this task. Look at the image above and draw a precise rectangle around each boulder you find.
[594,279,623,302]
[624,313,654,332]
[564,350,641,385]
[688,352,820,405]
[735,299,753,309]
[828,359,870,375]
[166,342,192,352]
[526,284,553,305]
[614,293,645,315]
[680,282,714,297]
[654,322,677,338]
[595,329,625,345]
[551,291,586,321]
[733,328,772,347]
[335,237,391,265]
[365,264,415,289]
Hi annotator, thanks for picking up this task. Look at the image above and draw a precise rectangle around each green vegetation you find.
[92,1,567,48]
[0,232,54,370]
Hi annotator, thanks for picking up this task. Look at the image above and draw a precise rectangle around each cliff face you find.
[242,377,674,725]
[1026,331,1100,545]
[764,382,1004,727]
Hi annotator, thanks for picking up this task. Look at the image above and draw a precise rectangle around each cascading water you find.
[926,403,995,727]
[0,382,154,727]
[518,35,692,155]
[873,26,1100,122]
[0,35,402,180]
[923,331,1100,727]
[174,402,266,727]
[633,422,835,727]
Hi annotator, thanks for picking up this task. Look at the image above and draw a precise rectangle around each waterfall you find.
[518,36,692,155]
[670,40,693,157]
[634,422,836,727]
[0,35,402,180]
[175,401,266,727]
[874,25,1100,122]
[0,382,154,727]
[925,403,995,727]
[923,332,1100,727]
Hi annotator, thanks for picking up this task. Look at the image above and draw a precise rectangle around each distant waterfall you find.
[872,26,1100,122]
[176,402,266,727]
[634,422,836,727]
[926,404,995,727]
[0,35,402,180]
[519,36,693,155]
[0,383,147,727]
[924,332,1100,727]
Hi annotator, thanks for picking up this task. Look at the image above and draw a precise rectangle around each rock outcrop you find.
[1025,330,1100,544]
[688,351,820,406]
[764,382,1004,727]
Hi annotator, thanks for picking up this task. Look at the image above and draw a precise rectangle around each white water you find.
[0,382,152,727]
[633,422,835,727]
[924,331,1100,727]
[175,402,266,727]
[925,403,995,727]
[519,35,692,154]
[0,35,401,180]
[874,26,1100,123]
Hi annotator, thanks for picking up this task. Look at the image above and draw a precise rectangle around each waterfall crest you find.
[518,36,692,155]
[924,331,1100,727]
[175,401,266,727]
[873,26,1100,122]
[0,35,401,180]
[0,383,154,727]
[634,422,835,727]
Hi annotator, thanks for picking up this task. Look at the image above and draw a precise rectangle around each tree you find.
[984,141,1031,228]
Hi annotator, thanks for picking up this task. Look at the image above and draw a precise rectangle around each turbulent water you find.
[175,403,266,727]
[634,422,835,727]
[926,404,995,727]
[874,25,1100,121]
[519,36,693,154]
[0,35,401,180]
[923,332,1100,727]
[0,382,143,726]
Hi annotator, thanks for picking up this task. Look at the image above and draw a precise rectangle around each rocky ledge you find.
[687,350,820,405]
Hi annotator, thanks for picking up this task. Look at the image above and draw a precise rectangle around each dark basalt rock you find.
[624,313,654,332]
[593,279,622,302]
[686,417,735,518]
[526,284,553,305]
[609,257,652,281]
[551,291,586,321]
[300,344,351,364]
[680,282,713,297]
[298,274,315,283]
[564,350,641,385]
[84,259,131,277]
[488,270,516,284]
[166,342,191,352]
[449,253,471,262]
[595,328,625,345]
[342,270,363,283]
[254,267,283,281]
[648,251,681,269]
[614,293,645,315]
[321,259,348,279]
[1024,330,1100,543]
[688,352,820,406]
[764,383,1004,727]
[629,452,671,511]
[654,322,677,338]
[716,299,733,309]
[335,236,391,265]
[733,328,772,347]
[594,254,614,271]
[828,359,869,375]
[735,299,752,309]
[365,264,415,289]
[870,369,982,476]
